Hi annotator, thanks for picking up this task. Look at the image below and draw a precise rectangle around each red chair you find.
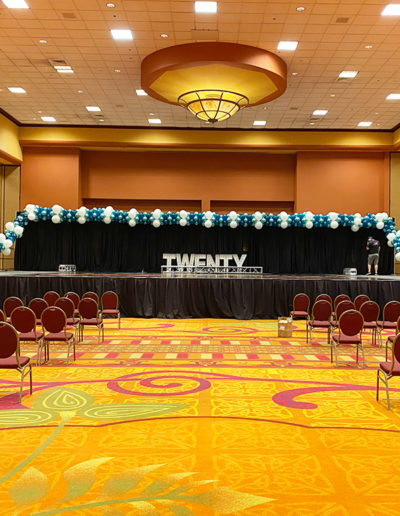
[377,332,400,410]
[290,293,310,320]
[359,301,380,346]
[334,294,351,311]
[331,309,365,368]
[354,294,370,311]
[82,291,99,304]
[43,291,60,306]
[329,300,355,336]
[65,292,80,315]
[0,322,32,402]
[3,296,23,320]
[377,301,400,347]
[28,298,48,326]
[0,309,5,322]
[41,306,76,364]
[55,297,79,337]
[10,306,44,366]
[315,294,332,306]
[307,300,332,344]
[78,298,104,344]
[385,316,400,361]
[101,291,121,329]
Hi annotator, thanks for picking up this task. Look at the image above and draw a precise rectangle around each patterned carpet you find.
[0,318,399,515]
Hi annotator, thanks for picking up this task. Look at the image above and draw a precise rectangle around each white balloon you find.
[28,212,36,221]
[381,212,388,220]
[397,230,400,238]
[24,204,35,213]
[375,212,383,221]
[328,212,338,220]
[229,220,238,229]
[388,241,394,247]
[51,215,61,224]
[128,219,136,227]
[78,216,86,224]
[330,220,339,229]
[128,208,137,219]
[229,211,237,220]
[305,211,313,220]
[153,209,162,219]
[0,233,6,243]
[351,225,359,232]
[179,210,187,219]
[305,220,313,229]
[280,211,288,221]
[376,221,384,230]
[4,239,13,248]
[280,221,288,229]
[204,219,212,228]
[77,207,87,217]
[354,213,361,218]
[354,217,362,226]
[5,222,14,231]
[205,210,213,220]
[396,252,400,262]
[387,233,396,241]
[104,206,114,216]
[179,218,187,227]
[254,211,262,221]
[255,220,263,230]
[52,204,62,214]
[152,219,161,228]
[14,226,23,236]
[2,248,11,256]
[103,216,111,224]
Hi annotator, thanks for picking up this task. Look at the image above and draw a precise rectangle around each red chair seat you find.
[44,332,74,341]
[332,335,361,344]
[388,334,396,343]
[310,321,330,328]
[66,318,78,326]
[290,310,308,317]
[377,321,397,329]
[80,318,102,325]
[0,356,30,368]
[19,331,44,341]
[379,361,400,374]
[330,321,338,327]
[363,321,377,329]
[102,309,119,315]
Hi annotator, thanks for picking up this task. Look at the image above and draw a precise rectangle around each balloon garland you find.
[1,205,399,260]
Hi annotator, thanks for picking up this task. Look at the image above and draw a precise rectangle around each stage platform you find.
[1,270,400,319]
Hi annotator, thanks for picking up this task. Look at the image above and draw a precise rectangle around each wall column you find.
[0,165,20,270]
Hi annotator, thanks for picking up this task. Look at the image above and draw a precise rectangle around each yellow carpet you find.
[0,318,399,515]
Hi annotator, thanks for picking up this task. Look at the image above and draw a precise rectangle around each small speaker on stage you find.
[343,268,357,276]
[58,264,76,273]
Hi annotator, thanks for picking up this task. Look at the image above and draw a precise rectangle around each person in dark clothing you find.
[366,236,380,275]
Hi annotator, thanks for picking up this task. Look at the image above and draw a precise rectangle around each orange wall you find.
[20,147,81,209]
[296,151,389,214]
[81,150,296,212]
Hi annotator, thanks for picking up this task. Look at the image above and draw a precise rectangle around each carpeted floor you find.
[0,318,399,515]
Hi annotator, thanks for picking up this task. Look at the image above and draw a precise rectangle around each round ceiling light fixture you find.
[141,42,287,123]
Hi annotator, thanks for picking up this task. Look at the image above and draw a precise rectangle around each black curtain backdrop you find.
[14,221,393,275]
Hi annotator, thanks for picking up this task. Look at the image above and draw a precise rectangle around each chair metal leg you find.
[385,338,389,361]
[73,338,76,361]
[118,313,120,329]
[383,373,391,410]
[29,364,32,394]
[376,370,380,400]
[360,343,366,368]
[66,341,70,365]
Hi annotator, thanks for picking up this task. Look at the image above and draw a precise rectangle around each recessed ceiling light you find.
[54,65,71,70]
[277,41,298,51]
[41,116,56,122]
[309,122,315,125]
[86,106,101,112]
[106,2,115,7]
[2,0,29,8]
[39,39,47,44]
[114,69,121,72]
[296,6,305,11]
[312,109,328,116]
[136,89,147,96]
[330,94,336,97]
[338,70,358,78]
[194,1,217,13]
[77,90,83,93]
[253,120,266,126]
[8,87,26,93]
[358,121,372,127]
[110,29,133,41]
[149,113,155,116]
[292,72,298,76]
[381,4,400,16]
[365,45,372,49]
[386,93,400,100]
[160,33,168,38]
[148,118,162,124]
[99,119,105,122]
[57,69,74,74]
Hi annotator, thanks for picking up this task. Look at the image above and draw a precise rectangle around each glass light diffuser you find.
[110,29,133,40]
[312,109,328,116]
[277,41,298,50]
[381,4,400,15]
[194,1,217,13]
[8,87,26,93]
[178,90,248,123]
[2,0,29,7]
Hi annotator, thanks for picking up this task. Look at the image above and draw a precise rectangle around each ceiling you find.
[1,0,400,130]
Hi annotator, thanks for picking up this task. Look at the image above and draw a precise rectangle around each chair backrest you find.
[65,292,80,309]
[359,301,380,323]
[78,298,99,319]
[28,298,48,320]
[334,294,351,311]
[338,309,364,336]
[315,294,332,305]
[10,306,36,333]
[55,297,75,318]
[336,300,355,319]
[3,296,23,317]
[41,306,67,333]
[101,291,118,310]
[0,322,20,360]
[382,301,400,323]
[0,309,5,323]
[354,294,370,311]
[292,293,310,312]
[82,291,99,303]
[43,291,60,306]
[393,333,400,364]
[311,300,332,321]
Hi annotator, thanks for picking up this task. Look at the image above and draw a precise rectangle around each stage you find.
[1,271,400,319]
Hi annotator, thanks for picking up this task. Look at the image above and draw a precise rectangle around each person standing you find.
[366,236,380,275]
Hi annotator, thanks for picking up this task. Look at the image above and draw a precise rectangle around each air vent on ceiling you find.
[61,12,78,19]
[91,113,104,118]
[191,29,219,40]
[335,17,349,23]
[290,107,299,110]
[48,58,68,67]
